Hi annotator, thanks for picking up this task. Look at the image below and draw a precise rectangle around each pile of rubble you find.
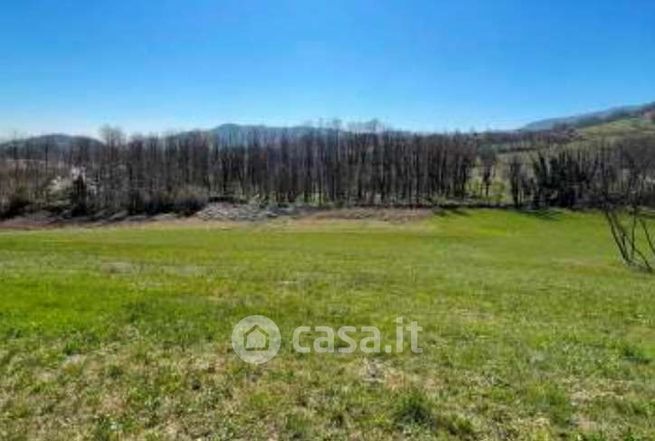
[196,203,299,221]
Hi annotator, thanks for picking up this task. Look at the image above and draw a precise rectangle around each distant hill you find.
[208,123,337,146]
[0,134,102,150]
[522,102,655,132]
[579,116,655,139]
[3,110,654,157]
[0,134,104,161]
[0,126,320,154]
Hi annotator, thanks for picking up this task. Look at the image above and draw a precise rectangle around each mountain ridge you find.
[3,104,655,152]
[522,101,655,131]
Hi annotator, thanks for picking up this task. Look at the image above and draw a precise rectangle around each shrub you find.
[69,175,89,216]
[1,190,31,218]
[142,191,173,215]
[172,186,209,215]
[126,189,145,215]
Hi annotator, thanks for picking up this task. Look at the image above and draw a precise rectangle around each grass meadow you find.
[0,210,654,440]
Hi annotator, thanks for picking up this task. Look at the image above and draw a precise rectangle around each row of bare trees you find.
[0,127,480,216]
[505,137,655,271]
[2,128,654,214]
[506,137,655,209]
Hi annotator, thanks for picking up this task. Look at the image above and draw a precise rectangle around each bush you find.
[69,175,89,216]
[208,194,247,204]
[127,189,147,215]
[1,190,31,218]
[128,188,209,216]
[172,186,209,215]
[139,191,172,215]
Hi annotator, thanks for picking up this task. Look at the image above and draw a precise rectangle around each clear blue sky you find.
[2,0,654,137]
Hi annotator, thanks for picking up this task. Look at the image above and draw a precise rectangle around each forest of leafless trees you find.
[0,125,654,220]
[1,126,481,216]
[506,137,655,209]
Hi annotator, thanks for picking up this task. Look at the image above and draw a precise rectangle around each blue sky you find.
[1,0,654,137]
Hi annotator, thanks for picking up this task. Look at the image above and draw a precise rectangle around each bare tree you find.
[599,138,655,271]
[479,149,496,200]
[507,155,529,208]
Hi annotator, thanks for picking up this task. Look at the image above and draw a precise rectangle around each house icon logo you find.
[232,315,281,364]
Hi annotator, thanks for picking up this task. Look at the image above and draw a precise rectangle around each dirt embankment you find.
[0,203,440,229]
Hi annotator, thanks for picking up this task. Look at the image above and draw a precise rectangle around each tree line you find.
[506,137,655,210]
[1,126,654,219]
[1,126,479,216]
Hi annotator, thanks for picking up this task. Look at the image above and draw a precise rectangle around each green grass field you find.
[580,117,655,140]
[1,211,654,440]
